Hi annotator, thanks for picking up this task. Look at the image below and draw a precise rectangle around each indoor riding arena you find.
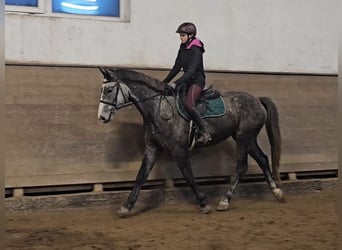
[5,1,338,250]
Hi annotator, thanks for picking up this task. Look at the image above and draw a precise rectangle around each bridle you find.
[98,68,174,120]
[100,79,132,110]
[100,77,163,111]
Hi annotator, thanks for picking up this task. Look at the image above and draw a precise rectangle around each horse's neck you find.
[128,82,161,119]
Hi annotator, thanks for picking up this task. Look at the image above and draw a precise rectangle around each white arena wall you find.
[5,0,338,74]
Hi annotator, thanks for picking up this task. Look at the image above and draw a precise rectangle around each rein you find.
[100,78,174,120]
[100,93,162,110]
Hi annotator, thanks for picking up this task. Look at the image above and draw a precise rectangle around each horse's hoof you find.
[273,188,285,202]
[199,204,212,214]
[117,206,130,218]
[216,198,230,211]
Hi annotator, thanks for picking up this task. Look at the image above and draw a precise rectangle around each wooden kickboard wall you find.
[5,66,338,190]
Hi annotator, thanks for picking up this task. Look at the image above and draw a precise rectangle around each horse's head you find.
[98,68,131,123]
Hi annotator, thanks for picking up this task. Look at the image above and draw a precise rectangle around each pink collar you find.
[186,38,202,49]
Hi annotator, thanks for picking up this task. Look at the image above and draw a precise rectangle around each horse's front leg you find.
[173,153,211,214]
[118,142,163,217]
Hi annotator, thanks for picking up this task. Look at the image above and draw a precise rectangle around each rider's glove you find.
[164,83,175,96]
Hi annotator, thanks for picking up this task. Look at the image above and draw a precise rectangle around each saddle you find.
[175,85,227,150]
[176,85,226,121]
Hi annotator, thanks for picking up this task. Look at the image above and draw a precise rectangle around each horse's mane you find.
[108,69,165,92]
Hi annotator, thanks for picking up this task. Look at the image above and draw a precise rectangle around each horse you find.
[97,67,284,216]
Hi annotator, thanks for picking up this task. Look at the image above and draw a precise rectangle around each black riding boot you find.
[188,109,212,144]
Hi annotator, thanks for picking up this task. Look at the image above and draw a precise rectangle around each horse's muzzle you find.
[99,115,111,123]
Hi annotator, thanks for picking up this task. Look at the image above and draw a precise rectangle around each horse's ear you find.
[98,67,112,81]
[99,67,106,75]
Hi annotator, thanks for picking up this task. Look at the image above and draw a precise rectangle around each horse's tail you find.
[259,97,282,185]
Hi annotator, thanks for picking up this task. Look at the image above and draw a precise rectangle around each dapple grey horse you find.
[97,68,284,216]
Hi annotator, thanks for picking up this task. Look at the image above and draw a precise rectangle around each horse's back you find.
[221,90,267,128]
[222,91,265,112]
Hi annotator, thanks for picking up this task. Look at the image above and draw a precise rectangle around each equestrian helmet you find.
[176,22,197,36]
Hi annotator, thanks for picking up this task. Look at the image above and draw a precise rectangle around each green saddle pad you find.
[176,95,226,121]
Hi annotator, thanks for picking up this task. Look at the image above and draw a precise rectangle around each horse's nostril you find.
[99,115,106,121]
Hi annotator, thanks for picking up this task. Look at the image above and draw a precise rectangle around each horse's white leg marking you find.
[216,197,230,211]
[117,206,130,218]
[272,188,285,202]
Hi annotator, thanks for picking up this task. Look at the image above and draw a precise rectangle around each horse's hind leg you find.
[217,137,249,211]
[118,142,163,217]
[174,153,211,214]
[248,140,284,202]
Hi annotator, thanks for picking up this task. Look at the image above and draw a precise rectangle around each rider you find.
[163,22,212,144]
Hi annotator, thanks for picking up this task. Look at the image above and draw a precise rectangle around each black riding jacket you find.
[163,38,206,88]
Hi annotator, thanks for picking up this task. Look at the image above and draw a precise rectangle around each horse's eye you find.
[103,88,114,95]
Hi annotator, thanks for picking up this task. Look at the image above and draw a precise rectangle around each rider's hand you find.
[164,84,175,96]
